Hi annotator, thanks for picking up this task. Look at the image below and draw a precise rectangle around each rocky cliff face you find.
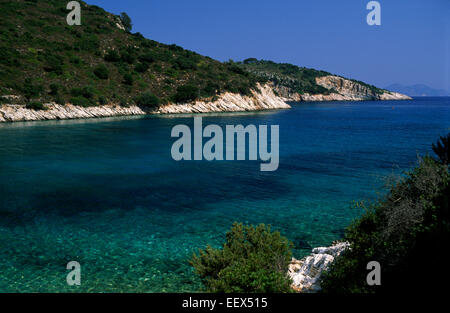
[0,77,412,123]
[155,83,290,114]
[276,75,411,102]
[288,242,350,293]
[0,83,290,122]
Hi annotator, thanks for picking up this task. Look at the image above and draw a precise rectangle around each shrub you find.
[228,64,248,76]
[135,91,160,107]
[43,54,64,75]
[93,64,109,79]
[134,62,149,73]
[190,223,293,293]
[26,101,46,110]
[70,96,93,107]
[54,95,65,105]
[98,95,107,105]
[123,73,133,86]
[138,53,155,64]
[104,50,120,62]
[173,85,199,103]
[70,86,95,99]
[49,83,60,95]
[201,82,220,98]
[22,78,43,100]
[70,56,81,65]
[78,35,99,52]
[120,49,136,64]
[174,57,197,70]
[321,138,450,294]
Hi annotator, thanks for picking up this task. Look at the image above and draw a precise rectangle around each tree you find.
[119,12,133,33]
[321,136,450,294]
[190,223,293,293]
[432,133,450,164]
[243,58,258,64]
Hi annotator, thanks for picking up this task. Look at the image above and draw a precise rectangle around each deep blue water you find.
[0,97,449,292]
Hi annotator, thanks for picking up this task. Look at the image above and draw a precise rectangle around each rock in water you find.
[288,241,350,293]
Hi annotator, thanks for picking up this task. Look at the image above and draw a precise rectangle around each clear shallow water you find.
[0,97,449,292]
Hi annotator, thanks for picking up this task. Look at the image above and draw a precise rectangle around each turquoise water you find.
[0,98,449,292]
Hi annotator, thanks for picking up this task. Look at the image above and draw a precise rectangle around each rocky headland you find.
[0,78,410,123]
[275,75,411,102]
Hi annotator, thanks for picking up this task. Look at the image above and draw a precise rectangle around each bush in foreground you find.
[321,134,450,293]
[190,223,293,293]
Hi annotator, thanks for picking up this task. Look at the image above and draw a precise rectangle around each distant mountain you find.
[385,84,450,97]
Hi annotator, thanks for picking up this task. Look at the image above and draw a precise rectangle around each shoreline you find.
[0,83,290,123]
[0,82,412,123]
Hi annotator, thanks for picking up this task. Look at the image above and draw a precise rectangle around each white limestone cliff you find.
[276,75,411,102]
[0,76,411,123]
[0,83,290,123]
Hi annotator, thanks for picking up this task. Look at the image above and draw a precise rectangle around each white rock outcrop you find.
[288,242,350,293]
[0,103,147,123]
[276,75,411,102]
[0,83,290,123]
[155,83,290,114]
[0,76,411,123]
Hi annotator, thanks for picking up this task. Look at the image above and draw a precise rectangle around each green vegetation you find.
[432,133,450,164]
[26,101,46,110]
[190,223,293,293]
[134,91,160,107]
[119,12,132,33]
[0,0,262,108]
[321,134,450,293]
[0,1,389,110]
[238,59,331,95]
[190,135,450,294]
[238,59,384,96]
[173,85,199,103]
[93,64,109,79]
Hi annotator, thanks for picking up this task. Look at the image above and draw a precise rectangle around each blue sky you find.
[86,0,450,91]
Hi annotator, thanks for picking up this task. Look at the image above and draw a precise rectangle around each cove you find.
[0,98,448,292]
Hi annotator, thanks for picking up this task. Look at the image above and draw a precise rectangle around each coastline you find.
[288,242,350,293]
[0,81,411,123]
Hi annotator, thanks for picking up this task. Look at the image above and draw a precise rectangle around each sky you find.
[86,0,450,91]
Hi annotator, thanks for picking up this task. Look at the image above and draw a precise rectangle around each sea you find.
[0,97,448,292]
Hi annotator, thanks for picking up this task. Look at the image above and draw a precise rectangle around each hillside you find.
[237,59,407,101]
[0,0,263,108]
[0,1,410,122]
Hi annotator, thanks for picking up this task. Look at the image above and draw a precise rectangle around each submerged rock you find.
[288,241,350,293]
[293,238,312,250]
